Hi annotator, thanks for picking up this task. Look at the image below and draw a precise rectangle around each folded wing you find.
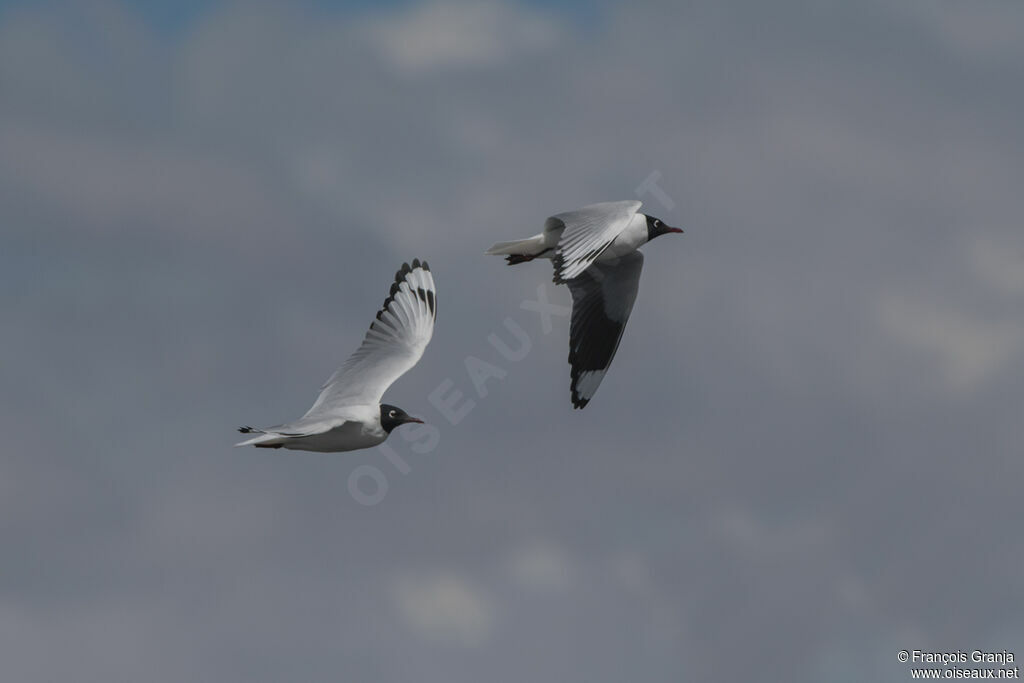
[547,200,642,283]
[303,260,436,417]
[566,252,644,409]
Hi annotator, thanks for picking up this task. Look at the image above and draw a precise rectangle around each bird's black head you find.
[645,214,683,241]
[379,404,425,433]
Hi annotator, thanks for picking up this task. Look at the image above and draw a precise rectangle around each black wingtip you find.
[552,269,572,285]
[571,395,589,409]
[370,259,436,329]
[550,255,569,284]
[238,426,253,433]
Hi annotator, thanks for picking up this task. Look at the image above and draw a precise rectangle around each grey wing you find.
[565,251,644,409]
[547,200,642,283]
[302,259,436,418]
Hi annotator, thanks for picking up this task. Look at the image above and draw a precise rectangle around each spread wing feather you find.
[566,252,644,408]
[548,200,642,283]
[303,260,436,417]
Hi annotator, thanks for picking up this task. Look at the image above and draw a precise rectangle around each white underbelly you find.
[601,226,646,259]
[600,239,640,260]
[282,421,386,453]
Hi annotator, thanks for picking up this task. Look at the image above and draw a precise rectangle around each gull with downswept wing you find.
[486,201,682,408]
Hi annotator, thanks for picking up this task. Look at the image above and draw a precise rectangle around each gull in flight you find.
[486,201,682,408]
[236,260,436,451]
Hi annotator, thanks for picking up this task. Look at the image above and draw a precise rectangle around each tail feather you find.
[485,234,546,257]
[234,427,287,448]
[505,254,535,265]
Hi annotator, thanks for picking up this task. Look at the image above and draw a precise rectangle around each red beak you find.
[667,227,684,233]
[405,417,425,424]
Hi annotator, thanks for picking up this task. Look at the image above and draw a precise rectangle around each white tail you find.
[485,233,546,256]
[234,427,285,448]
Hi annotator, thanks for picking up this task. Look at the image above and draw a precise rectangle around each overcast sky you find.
[2,1,1023,681]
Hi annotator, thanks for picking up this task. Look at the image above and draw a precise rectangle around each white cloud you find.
[906,1,1024,63]
[362,0,561,73]
[878,294,1024,392]
[0,119,301,244]
[506,540,572,591]
[609,552,652,594]
[972,238,1024,296]
[709,505,831,557]
[390,572,495,646]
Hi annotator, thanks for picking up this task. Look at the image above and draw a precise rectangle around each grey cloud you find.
[2,1,1023,682]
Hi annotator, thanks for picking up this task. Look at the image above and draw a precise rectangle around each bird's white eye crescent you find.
[389,410,397,418]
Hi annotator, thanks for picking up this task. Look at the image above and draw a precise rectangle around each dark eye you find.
[389,410,397,418]
[654,219,661,227]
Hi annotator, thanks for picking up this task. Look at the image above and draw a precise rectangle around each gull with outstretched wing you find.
[235,260,436,451]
